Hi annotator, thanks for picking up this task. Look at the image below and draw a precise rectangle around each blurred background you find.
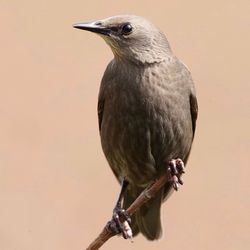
[0,1,249,249]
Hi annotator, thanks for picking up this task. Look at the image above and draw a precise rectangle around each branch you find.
[86,171,169,250]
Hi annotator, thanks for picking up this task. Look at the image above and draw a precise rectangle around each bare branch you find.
[86,171,170,250]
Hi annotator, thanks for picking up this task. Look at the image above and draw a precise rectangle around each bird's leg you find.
[107,178,132,239]
[114,178,129,211]
[167,158,185,191]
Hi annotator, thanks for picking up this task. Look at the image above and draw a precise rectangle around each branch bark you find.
[86,171,170,250]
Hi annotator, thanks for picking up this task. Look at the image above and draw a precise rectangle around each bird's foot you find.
[107,208,133,239]
[168,158,185,191]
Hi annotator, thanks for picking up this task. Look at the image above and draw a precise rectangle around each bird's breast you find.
[100,63,193,186]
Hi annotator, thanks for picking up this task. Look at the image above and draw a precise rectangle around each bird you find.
[73,15,198,241]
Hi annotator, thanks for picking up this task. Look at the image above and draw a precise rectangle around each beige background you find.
[0,1,249,249]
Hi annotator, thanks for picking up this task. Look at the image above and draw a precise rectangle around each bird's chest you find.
[102,76,188,142]
[101,82,153,152]
[100,84,155,184]
[100,78,191,184]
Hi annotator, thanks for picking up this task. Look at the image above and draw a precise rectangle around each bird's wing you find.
[189,93,198,136]
[97,99,104,132]
[163,93,198,201]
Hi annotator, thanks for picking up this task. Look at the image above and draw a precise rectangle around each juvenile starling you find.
[74,15,198,240]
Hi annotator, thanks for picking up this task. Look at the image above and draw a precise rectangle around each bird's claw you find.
[168,158,185,191]
[107,208,133,239]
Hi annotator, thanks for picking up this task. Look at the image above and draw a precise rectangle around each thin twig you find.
[86,171,169,250]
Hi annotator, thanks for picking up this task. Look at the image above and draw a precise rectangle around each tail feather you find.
[123,188,163,240]
[136,191,162,240]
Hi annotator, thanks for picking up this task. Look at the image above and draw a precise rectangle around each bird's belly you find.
[100,96,192,187]
[101,112,155,187]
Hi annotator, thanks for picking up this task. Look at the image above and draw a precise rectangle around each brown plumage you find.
[74,15,198,240]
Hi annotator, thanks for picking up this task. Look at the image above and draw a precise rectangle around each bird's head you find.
[73,15,172,64]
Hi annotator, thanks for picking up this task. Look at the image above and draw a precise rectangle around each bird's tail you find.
[123,188,162,240]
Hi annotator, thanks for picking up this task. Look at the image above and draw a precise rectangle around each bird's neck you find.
[113,53,170,67]
[113,46,172,66]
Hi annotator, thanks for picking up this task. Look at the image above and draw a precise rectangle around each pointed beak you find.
[73,21,111,36]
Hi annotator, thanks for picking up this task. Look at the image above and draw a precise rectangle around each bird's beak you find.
[73,21,111,36]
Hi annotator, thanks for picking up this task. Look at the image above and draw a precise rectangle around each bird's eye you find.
[121,23,133,35]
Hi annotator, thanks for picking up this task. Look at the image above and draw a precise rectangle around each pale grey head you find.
[73,15,172,64]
